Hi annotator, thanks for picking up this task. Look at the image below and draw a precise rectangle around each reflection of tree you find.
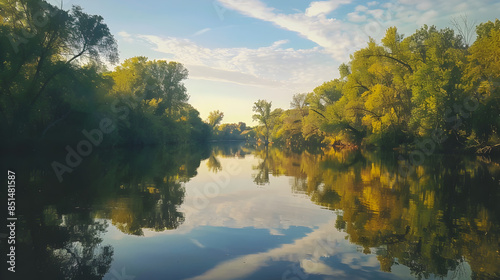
[109,175,186,235]
[207,152,223,173]
[15,207,113,280]
[52,214,114,280]
[92,144,209,235]
[211,142,251,158]
[0,144,209,278]
[251,147,500,279]
[253,147,271,185]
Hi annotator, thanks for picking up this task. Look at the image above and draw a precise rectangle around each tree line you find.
[2,1,498,153]
[249,19,500,153]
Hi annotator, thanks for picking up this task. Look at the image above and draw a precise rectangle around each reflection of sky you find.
[101,156,471,280]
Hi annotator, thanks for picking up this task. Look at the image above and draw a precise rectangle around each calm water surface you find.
[2,143,500,279]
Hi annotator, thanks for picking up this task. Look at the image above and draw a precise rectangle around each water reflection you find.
[2,143,499,279]
[251,147,500,279]
[0,144,210,279]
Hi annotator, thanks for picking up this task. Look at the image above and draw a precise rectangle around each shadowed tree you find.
[0,0,118,142]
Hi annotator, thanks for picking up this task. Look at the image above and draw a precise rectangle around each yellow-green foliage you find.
[266,20,500,150]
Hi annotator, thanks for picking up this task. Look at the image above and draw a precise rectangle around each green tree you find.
[144,60,189,117]
[407,25,467,145]
[109,57,189,118]
[0,1,118,97]
[0,1,118,142]
[106,57,203,145]
[463,20,500,147]
[252,99,273,145]
[207,110,224,128]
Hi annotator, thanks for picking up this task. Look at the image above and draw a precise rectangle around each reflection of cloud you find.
[190,238,205,248]
[341,252,380,269]
[185,220,348,280]
[150,157,336,235]
[178,187,334,234]
[301,259,342,276]
[269,228,284,236]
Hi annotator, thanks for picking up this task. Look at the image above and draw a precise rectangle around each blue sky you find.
[49,0,500,124]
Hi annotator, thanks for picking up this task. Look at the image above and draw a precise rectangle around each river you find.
[1,143,499,279]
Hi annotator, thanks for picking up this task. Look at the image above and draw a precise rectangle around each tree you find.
[252,99,273,145]
[110,58,189,117]
[144,60,189,117]
[207,110,224,128]
[0,1,118,143]
[290,93,308,117]
[463,19,500,146]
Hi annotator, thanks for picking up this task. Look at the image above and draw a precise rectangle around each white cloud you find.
[192,28,211,37]
[305,0,352,17]
[417,9,439,25]
[186,65,283,88]
[384,0,500,34]
[216,0,500,64]
[217,0,363,61]
[117,0,500,103]
[130,34,336,91]
[367,9,385,19]
[117,31,134,43]
[347,12,367,23]
[355,5,368,12]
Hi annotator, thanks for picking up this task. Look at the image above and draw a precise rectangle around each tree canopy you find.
[0,0,210,149]
[249,19,500,153]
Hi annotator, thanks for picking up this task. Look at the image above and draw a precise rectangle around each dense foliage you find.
[251,20,500,153]
[0,0,210,150]
[2,0,498,153]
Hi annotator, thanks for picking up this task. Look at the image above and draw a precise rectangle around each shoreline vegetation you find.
[1,1,499,155]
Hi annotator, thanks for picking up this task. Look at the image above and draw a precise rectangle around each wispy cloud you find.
[305,0,352,17]
[192,28,211,37]
[216,0,500,61]
[117,31,134,43]
[118,32,336,91]
[116,0,500,96]
[347,12,367,23]
[217,0,362,61]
